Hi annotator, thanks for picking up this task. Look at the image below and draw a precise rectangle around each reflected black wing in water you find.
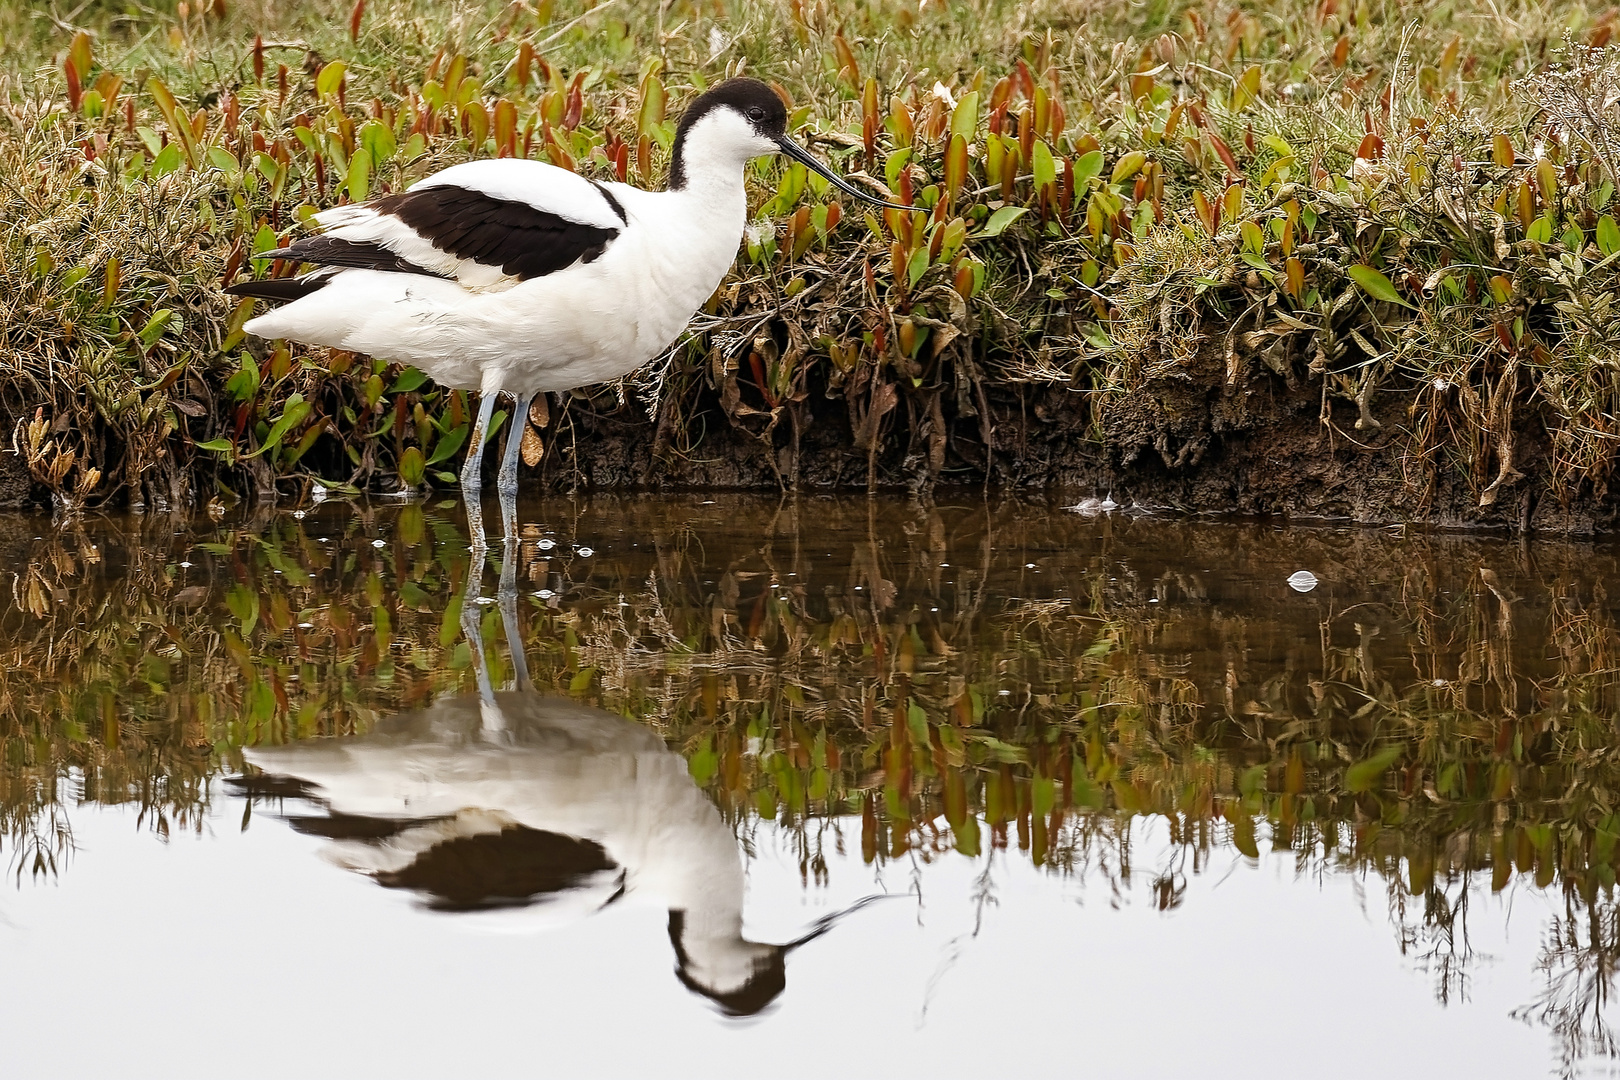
[372,825,619,912]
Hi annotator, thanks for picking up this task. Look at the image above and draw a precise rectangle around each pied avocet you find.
[237,582,888,1016]
[228,78,906,549]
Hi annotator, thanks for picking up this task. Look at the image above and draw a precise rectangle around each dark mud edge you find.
[5,351,1610,533]
[530,345,1617,535]
[0,403,38,511]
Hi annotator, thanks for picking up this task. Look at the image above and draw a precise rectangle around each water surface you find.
[3,495,1618,1078]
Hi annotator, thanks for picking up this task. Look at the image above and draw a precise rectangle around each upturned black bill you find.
[776,137,915,212]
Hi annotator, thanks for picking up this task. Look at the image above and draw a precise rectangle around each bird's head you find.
[670,77,909,210]
[666,893,896,1018]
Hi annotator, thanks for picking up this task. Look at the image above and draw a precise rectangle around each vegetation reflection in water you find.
[5,496,1620,1065]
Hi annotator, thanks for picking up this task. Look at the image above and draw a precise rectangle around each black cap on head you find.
[667,910,788,1018]
[667,77,911,211]
[669,78,788,189]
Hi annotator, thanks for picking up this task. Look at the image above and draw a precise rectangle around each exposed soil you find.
[0,402,39,510]
[7,343,1611,534]
[525,342,1620,535]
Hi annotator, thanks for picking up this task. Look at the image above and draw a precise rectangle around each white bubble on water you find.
[1287,570,1319,593]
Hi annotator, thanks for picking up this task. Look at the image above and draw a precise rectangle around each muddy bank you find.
[5,342,1608,532]
[0,401,39,510]
[524,344,1616,535]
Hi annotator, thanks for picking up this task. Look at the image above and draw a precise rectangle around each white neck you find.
[667,109,763,201]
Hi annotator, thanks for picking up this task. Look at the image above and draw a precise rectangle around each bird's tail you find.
[224,274,331,303]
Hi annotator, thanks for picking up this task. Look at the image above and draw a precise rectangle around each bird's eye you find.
[747,106,765,122]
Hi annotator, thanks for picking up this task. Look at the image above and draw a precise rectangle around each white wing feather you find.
[308,159,623,292]
[409,159,624,228]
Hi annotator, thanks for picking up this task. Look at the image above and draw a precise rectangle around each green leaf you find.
[1109,150,1145,185]
[1347,263,1414,309]
[967,734,1027,764]
[1344,743,1405,792]
[398,446,426,486]
[1598,215,1620,257]
[1231,815,1260,858]
[1032,141,1058,191]
[1261,133,1295,157]
[346,148,372,202]
[193,438,235,453]
[949,90,979,142]
[1238,764,1267,796]
[243,393,311,458]
[389,366,430,394]
[1073,149,1104,187]
[138,309,174,348]
[906,699,930,745]
[906,246,930,289]
[358,119,396,164]
[206,147,240,174]
[315,60,346,99]
[225,353,260,402]
[883,147,912,191]
[251,223,280,260]
[225,584,259,637]
[973,205,1028,238]
[1527,213,1553,243]
[688,741,718,786]
[150,143,181,177]
[425,422,468,465]
[1240,219,1265,255]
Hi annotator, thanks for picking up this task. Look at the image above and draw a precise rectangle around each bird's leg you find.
[497,546,533,692]
[460,391,499,557]
[497,390,536,544]
[460,587,496,710]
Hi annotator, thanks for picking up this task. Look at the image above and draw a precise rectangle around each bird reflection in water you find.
[237,563,876,1017]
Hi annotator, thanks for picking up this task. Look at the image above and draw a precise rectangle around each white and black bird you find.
[237,590,885,1016]
[228,78,906,548]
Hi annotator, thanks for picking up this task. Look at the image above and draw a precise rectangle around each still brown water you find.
[4,494,1620,1077]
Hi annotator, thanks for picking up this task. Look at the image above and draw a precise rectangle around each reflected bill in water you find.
[235,590,882,1017]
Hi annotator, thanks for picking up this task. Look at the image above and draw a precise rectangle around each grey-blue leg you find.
[460,590,512,741]
[460,589,495,708]
[497,550,532,692]
[497,390,536,543]
[460,391,499,555]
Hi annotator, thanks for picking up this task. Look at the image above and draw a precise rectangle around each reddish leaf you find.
[1356,132,1385,160]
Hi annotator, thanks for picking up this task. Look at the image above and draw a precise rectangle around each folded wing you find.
[228,159,628,299]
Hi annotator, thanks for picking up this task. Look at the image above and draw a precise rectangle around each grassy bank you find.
[5,0,1620,524]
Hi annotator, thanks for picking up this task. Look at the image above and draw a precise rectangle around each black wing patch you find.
[371,184,622,281]
[372,825,618,911]
[258,236,449,277]
[590,180,628,224]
